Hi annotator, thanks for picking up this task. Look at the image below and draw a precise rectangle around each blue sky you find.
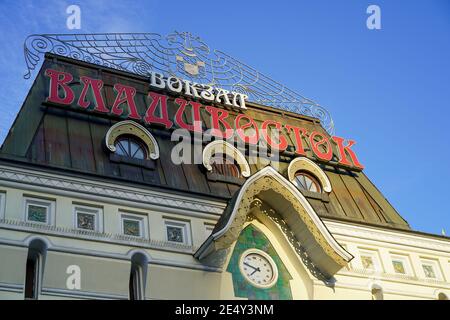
[0,0,449,235]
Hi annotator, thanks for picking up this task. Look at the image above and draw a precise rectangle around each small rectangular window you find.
[120,212,147,238]
[24,197,55,225]
[73,205,103,232]
[164,219,191,245]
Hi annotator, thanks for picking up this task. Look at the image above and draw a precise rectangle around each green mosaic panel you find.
[123,219,141,236]
[27,205,47,223]
[226,224,292,300]
[423,265,436,278]
[392,260,405,274]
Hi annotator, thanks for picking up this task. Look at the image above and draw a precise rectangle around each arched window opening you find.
[114,135,148,160]
[129,252,148,300]
[24,239,47,300]
[371,286,383,300]
[105,120,160,163]
[129,263,144,300]
[438,292,448,300]
[24,251,40,299]
[293,171,322,193]
[287,157,332,193]
[210,153,241,179]
[202,141,251,184]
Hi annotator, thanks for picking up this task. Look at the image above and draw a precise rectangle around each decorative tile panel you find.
[123,219,141,237]
[77,212,95,230]
[27,205,47,223]
[167,226,183,243]
[226,224,292,300]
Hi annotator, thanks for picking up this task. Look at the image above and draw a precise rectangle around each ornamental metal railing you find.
[23,31,335,134]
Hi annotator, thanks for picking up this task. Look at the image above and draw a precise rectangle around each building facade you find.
[0,52,449,300]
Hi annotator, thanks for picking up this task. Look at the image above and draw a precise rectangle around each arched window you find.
[438,292,448,300]
[293,171,322,193]
[287,157,332,193]
[371,285,383,300]
[114,135,147,160]
[129,263,144,300]
[202,141,251,184]
[24,239,47,300]
[105,120,160,161]
[129,252,148,300]
[210,153,241,179]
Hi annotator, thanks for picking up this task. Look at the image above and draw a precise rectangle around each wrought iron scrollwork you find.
[23,31,335,134]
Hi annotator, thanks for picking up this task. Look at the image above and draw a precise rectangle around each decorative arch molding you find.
[24,235,51,250]
[126,249,152,263]
[105,120,160,160]
[202,140,251,178]
[194,166,353,279]
[128,250,150,300]
[288,157,332,193]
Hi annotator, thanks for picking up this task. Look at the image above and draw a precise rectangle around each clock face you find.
[239,249,278,288]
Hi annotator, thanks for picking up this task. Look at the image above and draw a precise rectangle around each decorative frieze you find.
[0,165,226,216]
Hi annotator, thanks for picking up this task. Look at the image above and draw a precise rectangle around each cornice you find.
[0,165,226,216]
[325,220,450,254]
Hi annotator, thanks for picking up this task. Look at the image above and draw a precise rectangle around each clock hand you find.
[250,267,261,276]
[243,262,257,270]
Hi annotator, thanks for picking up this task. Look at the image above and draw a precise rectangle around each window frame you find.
[120,212,148,239]
[210,153,241,178]
[206,153,246,185]
[73,204,103,232]
[293,171,322,193]
[23,197,55,225]
[114,135,148,160]
[164,219,192,246]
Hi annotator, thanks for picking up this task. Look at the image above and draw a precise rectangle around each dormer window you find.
[114,136,147,160]
[287,157,333,196]
[202,141,251,185]
[210,154,241,179]
[293,171,321,193]
[105,120,160,168]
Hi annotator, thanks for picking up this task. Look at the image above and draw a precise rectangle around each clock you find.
[239,248,278,288]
